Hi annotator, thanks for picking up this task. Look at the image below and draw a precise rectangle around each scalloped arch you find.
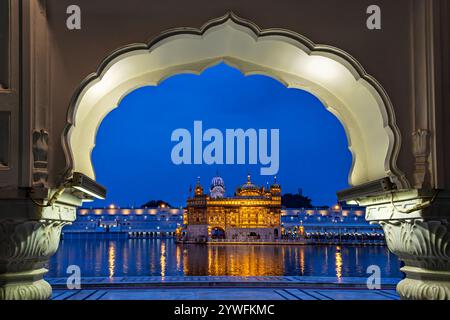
[62,12,409,190]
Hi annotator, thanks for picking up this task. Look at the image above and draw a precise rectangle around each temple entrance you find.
[211,228,226,240]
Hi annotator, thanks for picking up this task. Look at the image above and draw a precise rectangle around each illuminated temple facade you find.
[184,175,282,242]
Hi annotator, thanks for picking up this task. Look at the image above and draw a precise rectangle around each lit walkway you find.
[51,287,399,300]
[48,276,401,300]
[47,275,401,287]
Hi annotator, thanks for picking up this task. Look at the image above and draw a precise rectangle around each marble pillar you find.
[363,189,450,300]
[0,193,78,300]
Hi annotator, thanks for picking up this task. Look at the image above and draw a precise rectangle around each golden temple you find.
[184,174,282,242]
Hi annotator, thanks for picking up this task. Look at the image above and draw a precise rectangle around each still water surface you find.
[46,239,404,279]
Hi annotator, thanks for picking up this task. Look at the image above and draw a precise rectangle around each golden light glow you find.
[299,226,305,236]
[121,209,131,215]
[300,248,305,274]
[335,246,343,281]
[108,242,116,278]
[200,246,284,276]
[107,209,117,215]
[176,245,181,271]
[183,248,189,275]
[355,210,364,217]
[160,241,166,280]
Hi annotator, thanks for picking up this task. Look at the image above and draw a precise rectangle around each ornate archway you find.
[2,6,449,301]
[62,12,409,190]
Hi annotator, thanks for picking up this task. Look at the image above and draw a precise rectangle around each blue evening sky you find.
[89,63,351,208]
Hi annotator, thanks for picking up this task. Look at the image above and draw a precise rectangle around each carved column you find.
[412,129,430,189]
[0,193,78,300]
[32,130,49,188]
[364,189,450,300]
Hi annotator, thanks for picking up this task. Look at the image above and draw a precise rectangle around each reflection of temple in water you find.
[183,245,285,276]
[48,238,402,279]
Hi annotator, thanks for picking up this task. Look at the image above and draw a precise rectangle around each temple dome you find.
[211,176,225,188]
[270,176,281,195]
[242,174,258,189]
[271,176,281,189]
[194,177,204,196]
[210,174,225,199]
[241,182,258,190]
[235,174,264,197]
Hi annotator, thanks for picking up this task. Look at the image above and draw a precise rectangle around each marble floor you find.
[47,275,402,287]
[51,287,400,300]
[48,276,401,300]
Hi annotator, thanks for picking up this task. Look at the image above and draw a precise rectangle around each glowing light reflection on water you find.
[46,238,404,279]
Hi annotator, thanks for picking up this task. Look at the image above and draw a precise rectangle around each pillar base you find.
[397,267,450,300]
[0,269,52,300]
[0,195,78,300]
[363,189,450,300]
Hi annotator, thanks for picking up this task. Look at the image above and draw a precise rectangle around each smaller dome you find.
[242,174,258,190]
[194,177,204,196]
[210,174,225,199]
[211,176,225,188]
[270,176,281,189]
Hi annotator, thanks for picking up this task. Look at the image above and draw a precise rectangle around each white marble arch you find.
[62,12,409,190]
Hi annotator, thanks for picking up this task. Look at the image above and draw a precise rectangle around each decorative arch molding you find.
[62,12,409,190]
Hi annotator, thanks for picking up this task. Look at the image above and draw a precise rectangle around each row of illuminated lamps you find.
[282,210,365,217]
[78,204,184,216]
[78,204,364,217]
[79,208,364,217]
[282,216,363,224]
[284,204,365,217]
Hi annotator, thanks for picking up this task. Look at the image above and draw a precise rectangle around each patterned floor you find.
[48,275,401,286]
[52,287,400,300]
[48,276,401,300]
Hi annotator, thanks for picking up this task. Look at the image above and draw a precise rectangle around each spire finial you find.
[247,173,251,184]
